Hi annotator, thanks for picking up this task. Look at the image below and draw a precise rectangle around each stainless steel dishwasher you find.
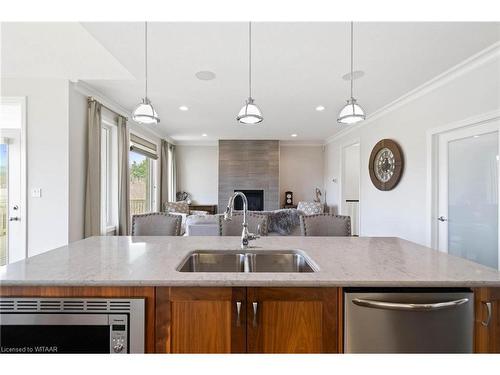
[344,288,473,353]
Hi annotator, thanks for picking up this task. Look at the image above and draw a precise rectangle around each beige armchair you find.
[218,212,268,236]
[299,213,351,236]
[131,212,182,236]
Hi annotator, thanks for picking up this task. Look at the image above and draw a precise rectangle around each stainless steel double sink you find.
[177,250,317,273]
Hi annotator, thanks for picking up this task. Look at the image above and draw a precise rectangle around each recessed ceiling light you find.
[195,71,216,81]
[291,134,298,137]
[315,106,325,112]
[179,105,189,111]
[202,133,208,137]
[342,70,365,81]
[473,135,480,138]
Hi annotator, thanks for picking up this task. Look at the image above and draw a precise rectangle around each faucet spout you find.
[224,192,259,249]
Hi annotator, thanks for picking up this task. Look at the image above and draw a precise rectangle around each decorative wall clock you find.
[368,139,404,191]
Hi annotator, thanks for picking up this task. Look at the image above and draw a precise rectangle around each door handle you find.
[437,216,448,222]
[481,302,492,327]
[252,302,258,327]
[236,301,242,327]
[352,297,469,312]
[9,217,21,221]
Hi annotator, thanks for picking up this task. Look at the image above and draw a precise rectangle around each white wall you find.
[279,145,325,205]
[68,84,165,242]
[324,53,500,246]
[175,144,326,207]
[176,145,218,204]
[2,78,69,256]
[1,79,167,254]
[68,85,87,242]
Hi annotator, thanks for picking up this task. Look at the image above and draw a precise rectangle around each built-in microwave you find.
[0,298,145,354]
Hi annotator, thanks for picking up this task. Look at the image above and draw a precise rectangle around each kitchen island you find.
[1,236,500,353]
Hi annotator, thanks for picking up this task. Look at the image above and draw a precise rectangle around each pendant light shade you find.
[133,22,160,125]
[237,97,263,125]
[237,22,263,125]
[337,22,365,125]
[337,98,365,124]
[132,97,160,124]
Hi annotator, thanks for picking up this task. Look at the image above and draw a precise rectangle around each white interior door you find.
[437,119,499,269]
[0,97,27,265]
[341,142,360,236]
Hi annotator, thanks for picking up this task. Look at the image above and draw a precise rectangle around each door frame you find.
[0,96,27,262]
[426,109,500,251]
[339,138,361,235]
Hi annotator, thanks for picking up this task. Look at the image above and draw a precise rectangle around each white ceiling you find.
[1,23,134,81]
[3,22,500,142]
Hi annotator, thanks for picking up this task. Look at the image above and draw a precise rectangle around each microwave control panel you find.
[109,315,128,354]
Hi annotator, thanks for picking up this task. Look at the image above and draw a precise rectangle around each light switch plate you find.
[31,188,42,198]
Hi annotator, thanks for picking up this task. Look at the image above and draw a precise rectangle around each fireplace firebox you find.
[234,190,264,211]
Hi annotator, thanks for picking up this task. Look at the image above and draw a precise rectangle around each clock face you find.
[375,147,396,183]
[369,139,403,191]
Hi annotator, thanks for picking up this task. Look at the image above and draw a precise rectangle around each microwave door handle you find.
[351,297,469,312]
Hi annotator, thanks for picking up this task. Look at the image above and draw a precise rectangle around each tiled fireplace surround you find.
[218,140,279,213]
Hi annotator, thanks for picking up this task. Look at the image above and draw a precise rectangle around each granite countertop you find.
[1,236,500,287]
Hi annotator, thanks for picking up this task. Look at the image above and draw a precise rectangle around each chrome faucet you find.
[224,192,260,249]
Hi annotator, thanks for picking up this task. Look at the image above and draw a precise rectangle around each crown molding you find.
[72,81,176,144]
[73,81,130,118]
[174,139,326,147]
[279,140,325,146]
[325,41,500,144]
[174,140,219,146]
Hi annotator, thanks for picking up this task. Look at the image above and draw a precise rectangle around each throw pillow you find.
[164,201,189,214]
[297,201,324,216]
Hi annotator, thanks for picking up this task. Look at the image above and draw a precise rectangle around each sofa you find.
[185,208,306,236]
[166,200,330,236]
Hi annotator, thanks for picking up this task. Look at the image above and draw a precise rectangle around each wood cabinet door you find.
[247,288,339,353]
[474,288,500,353]
[162,287,246,353]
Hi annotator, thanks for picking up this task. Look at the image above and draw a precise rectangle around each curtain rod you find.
[88,96,129,120]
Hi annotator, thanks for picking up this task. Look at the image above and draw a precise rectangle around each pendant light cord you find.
[350,21,354,100]
[249,22,252,99]
[145,21,148,100]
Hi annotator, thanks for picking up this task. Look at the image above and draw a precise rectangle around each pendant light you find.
[236,22,263,125]
[337,22,365,125]
[132,22,160,125]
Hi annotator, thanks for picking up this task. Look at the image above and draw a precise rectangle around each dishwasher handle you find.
[352,297,469,312]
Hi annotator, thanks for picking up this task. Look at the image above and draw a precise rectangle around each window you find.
[100,113,118,235]
[129,133,157,215]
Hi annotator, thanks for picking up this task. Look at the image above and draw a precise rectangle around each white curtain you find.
[168,144,177,202]
[160,139,169,210]
[117,116,130,235]
[84,100,102,237]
